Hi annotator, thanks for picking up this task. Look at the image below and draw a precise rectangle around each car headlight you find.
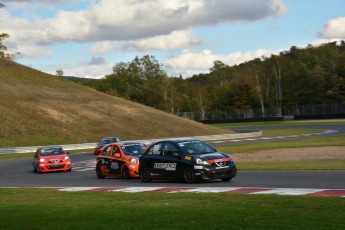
[195,158,210,165]
[64,156,69,160]
[131,158,139,164]
[39,158,45,162]
[227,154,234,161]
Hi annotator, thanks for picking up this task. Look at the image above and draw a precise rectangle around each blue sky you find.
[1,0,344,78]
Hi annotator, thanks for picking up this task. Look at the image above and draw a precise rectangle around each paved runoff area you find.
[31,187,345,197]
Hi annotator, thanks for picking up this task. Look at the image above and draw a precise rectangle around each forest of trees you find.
[82,41,345,120]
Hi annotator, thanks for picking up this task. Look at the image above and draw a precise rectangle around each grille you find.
[47,164,65,169]
[212,161,230,167]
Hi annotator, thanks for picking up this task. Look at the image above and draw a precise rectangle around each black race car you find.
[139,139,237,183]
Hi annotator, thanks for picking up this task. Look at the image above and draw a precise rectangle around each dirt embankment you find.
[233,146,345,162]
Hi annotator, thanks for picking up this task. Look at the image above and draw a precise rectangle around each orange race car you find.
[96,141,147,179]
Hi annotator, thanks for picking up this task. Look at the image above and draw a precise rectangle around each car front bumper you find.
[194,162,237,180]
[38,162,71,172]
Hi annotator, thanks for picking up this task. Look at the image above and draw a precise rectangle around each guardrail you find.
[0,130,262,154]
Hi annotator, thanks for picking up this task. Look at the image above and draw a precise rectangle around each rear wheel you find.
[122,166,131,179]
[183,168,196,183]
[96,164,105,179]
[139,167,152,183]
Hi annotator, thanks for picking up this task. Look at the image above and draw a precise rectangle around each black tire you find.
[183,167,196,183]
[67,168,72,172]
[96,164,105,179]
[139,167,152,183]
[221,177,232,182]
[122,166,131,179]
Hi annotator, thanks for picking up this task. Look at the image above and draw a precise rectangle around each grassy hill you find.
[0,58,230,147]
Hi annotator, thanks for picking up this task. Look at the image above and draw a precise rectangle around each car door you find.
[98,145,112,175]
[108,145,124,175]
[160,143,180,178]
[143,142,164,177]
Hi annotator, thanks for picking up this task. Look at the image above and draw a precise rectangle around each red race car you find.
[96,142,146,179]
[32,146,72,173]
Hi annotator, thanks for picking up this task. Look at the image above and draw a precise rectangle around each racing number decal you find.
[154,163,177,171]
[111,162,119,169]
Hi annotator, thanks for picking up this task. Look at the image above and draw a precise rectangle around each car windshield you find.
[100,138,117,144]
[178,140,215,155]
[40,147,64,156]
[122,143,146,156]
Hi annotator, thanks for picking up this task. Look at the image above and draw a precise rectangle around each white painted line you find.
[250,188,325,195]
[179,187,241,193]
[59,187,100,192]
[111,187,164,193]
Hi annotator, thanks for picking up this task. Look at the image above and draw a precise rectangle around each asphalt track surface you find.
[0,123,344,190]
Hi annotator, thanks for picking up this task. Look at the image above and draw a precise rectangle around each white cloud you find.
[92,30,199,54]
[166,48,280,77]
[320,16,345,39]
[49,61,112,79]
[0,0,290,77]
[1,0,288,46]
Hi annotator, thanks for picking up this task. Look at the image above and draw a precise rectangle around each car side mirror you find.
[114,153,121,158]
[66,152,70,155]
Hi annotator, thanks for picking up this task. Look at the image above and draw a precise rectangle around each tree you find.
[0,33,18,60]
[56,69,64,77]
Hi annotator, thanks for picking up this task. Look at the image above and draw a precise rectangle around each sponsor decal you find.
[51,159,60,164]
[111,162,119,170]
[154,163,177,171]
[194,165,203,170]
[185,156,191,160]
[178,140,201,147]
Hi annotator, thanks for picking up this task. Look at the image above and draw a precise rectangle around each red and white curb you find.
[39,187,345,197]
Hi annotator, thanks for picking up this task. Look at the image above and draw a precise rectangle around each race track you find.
[1,123,344,194]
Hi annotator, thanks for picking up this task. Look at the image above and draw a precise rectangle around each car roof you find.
[103,141,145,146]
[101,136,120,139]
[40,145,63,149]
[154,139,201,144]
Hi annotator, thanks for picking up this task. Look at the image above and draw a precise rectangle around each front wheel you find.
[122,166,131,179]
[183,168,196,183]
[139,167,152,183]
[96,164,105,179]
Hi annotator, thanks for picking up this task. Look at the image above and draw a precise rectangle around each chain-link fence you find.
[174,103,345,121]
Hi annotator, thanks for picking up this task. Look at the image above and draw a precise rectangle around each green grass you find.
[215,135,345,153]
[0,188,344,230]
[213,135,345,170]
[237,160,345,170]
[257,128,323,138]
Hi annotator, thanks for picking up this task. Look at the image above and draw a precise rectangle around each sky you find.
[1,0,345,79]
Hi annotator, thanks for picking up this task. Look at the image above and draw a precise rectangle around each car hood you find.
[40,155,67,161]
[193,152,228,160]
